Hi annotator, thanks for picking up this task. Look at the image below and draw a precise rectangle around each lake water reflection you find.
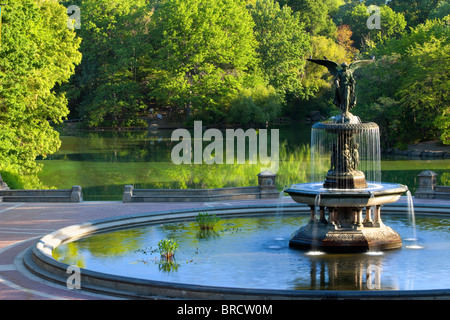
[38,123,450,200]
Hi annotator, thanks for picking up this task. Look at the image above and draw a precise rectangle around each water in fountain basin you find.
[53,214,450,291]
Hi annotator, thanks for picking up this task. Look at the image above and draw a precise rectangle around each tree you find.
[63,0,152,127]
[355,17,450,146]
[249,0,311,98]
[147,0,260,123]
[388,0,441,27]
[279,0,341,37]
[429,0,450,19]
[0,0,81,188]
[395,20,450,144]
[336,24,359,57]
[341,3,407,50]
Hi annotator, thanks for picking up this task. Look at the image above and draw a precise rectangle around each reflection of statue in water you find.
[307,58,374,123]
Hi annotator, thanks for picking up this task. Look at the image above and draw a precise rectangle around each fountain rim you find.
[23,202,450,300]
[312,121,380,131]
[285,182,408,198]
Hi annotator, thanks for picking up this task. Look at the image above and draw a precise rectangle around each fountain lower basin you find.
[24,203,450,299]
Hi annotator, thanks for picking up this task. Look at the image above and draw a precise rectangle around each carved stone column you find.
[364,206,374,227]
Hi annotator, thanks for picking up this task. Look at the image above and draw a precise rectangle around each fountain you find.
[285,58,408,253]
[24,58,450,300]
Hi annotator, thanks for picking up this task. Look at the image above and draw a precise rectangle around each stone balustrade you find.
[123,171,279,202]
[415,170,450,200]
[0,186,83,203]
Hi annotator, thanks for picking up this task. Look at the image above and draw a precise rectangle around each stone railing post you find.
[257,171,278,199]
[415,170,437,199]
[123,185,134,202]
[70,185,83,202]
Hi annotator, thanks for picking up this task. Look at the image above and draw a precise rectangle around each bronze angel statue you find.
[307,58,374,121]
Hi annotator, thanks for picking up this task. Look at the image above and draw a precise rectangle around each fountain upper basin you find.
[285,182,408,208]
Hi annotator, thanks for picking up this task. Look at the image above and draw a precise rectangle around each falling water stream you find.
[305,193,325,256]
[405,190,423,249]
[310,123,382,185]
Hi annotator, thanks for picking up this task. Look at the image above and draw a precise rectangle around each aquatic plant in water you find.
[196,212,220,230]
[157,239,180,259]
[137,239,180,260]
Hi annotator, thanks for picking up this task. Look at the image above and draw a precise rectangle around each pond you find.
[38,123,450,201]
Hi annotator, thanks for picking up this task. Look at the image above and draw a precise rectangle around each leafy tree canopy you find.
[147,0,262,123]
[340,2,407,50]
[387,0,441,27]
[62,0,151,128]
[0,0,81,188]
[429,0,450,19]
[355,16,450,146]
[279,0,342,37]
[249,0,311,98]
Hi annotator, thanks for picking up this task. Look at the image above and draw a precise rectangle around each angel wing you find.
[307,59,340,77]
[349,60,374,71]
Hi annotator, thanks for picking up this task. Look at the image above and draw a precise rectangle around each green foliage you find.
[196,212,221,230]
[59,0,359,126]
[0,0,81,188]
[355,17,450,146]
[340,3,407,50]
[388,0,441,27]
[249,0,311,98]
[435,109,450,145]
[227,85,283,125]
[137,238,180,260]
[440,172,450,186]
[62,0,151,127]
[396,37,449,142]
[147,0,260,123]
[279,0,341,37]
[429,0,450,19]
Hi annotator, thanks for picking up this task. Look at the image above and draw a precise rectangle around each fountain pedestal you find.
[289,224,402,253]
